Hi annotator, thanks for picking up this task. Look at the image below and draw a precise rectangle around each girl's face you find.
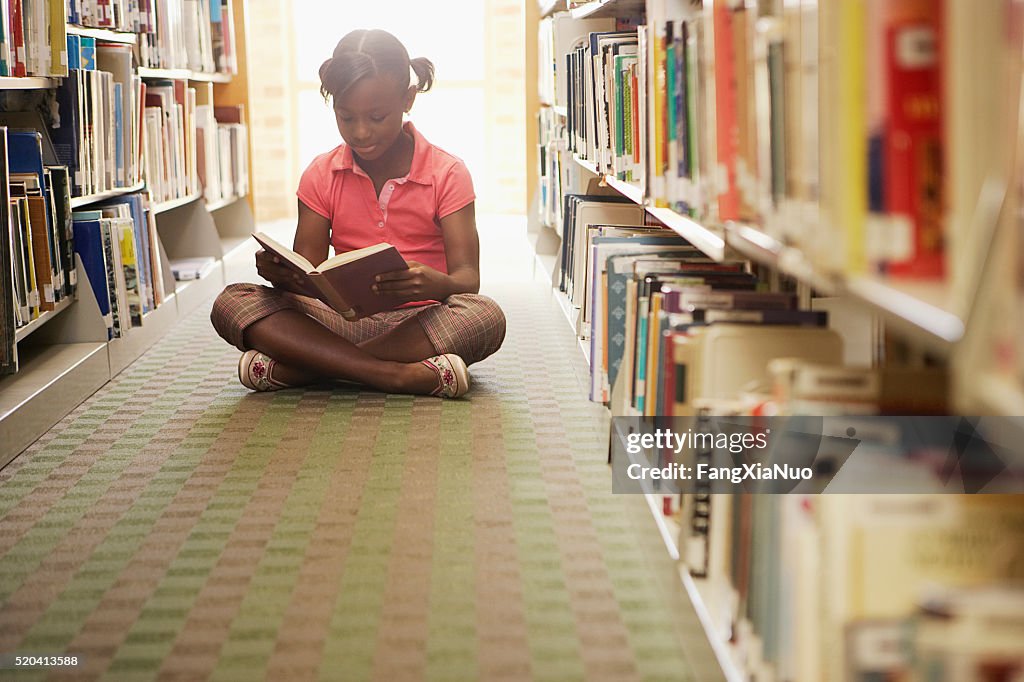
[333,74,416,163]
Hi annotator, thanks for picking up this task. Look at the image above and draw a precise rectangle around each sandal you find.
[421,353,471,398]
[238,350,290,391]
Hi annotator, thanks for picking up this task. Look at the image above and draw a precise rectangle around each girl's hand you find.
[372,261,450,302]
[255,249,314,296]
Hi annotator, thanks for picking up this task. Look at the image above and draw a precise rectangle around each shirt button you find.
[378,221,384,227]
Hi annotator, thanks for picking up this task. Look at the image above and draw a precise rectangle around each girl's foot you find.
[238,350,316,391]
[419,353,470,398]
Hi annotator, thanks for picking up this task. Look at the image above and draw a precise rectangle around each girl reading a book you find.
[211,29,505,398]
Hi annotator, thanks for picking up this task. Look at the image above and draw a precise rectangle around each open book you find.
[252,232,408,319]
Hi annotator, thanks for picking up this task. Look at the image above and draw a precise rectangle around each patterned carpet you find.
[0,222,722,681]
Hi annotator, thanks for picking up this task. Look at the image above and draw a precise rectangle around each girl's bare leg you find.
[242,310,441,394]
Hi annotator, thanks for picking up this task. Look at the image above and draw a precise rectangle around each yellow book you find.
[838,0,866,274]
[644,291,664,417]
[48,0,68,76]
[653,24,666,202]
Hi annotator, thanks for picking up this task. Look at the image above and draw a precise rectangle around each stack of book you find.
[66,0,240,75]
[2,129,75,342]
[664,490,1024,681]
[565,27,645,186]
[142,77,197,203]
[72,192,163,340]
[213,104,247,200]
[53,37,145,197]
[0,0,69,77]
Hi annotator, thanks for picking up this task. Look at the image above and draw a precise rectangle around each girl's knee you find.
[210,283,278,350]
[447,294,506,362]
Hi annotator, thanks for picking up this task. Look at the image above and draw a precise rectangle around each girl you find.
[211,29,506,398]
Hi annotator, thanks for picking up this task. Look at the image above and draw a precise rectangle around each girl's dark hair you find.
[319,29,435,102]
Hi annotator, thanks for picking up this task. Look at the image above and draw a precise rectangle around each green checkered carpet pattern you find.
[0,272,718,680]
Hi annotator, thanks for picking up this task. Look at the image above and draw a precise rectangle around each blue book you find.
[100,194,152,314]
[7,131,46,191]
[80,37,95,70]
[604,249,702,394]
[66,35,81,70]
[72,219,113,339]
[53,73,82,195]
[113,82,124,186]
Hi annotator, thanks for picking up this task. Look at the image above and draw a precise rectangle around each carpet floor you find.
[0,220,721,681]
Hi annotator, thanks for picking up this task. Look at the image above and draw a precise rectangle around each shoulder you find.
[427,144,470,181]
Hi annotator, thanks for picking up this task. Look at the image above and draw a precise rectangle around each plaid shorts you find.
[210,284,506,365]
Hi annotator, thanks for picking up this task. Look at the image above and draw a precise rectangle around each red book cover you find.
[883,5,944,278]
[10,0,25,77]
[252,233,409,320]
[713,4,740,221]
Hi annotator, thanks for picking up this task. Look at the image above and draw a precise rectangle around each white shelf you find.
[573,154,600,176]
[205,194,241,212]
[570,0,646,19]
[629,204,964,353]
[844,274,964,350]
[604,176,643,205]
[0,342,109,467]
[188,71,232,83]
[725,222,837,294]
[220,236,251,259]
[153,192,202,214]
[14,296,74,343]
[540,0,567,17]
[136,67,191,79]
[66,25,137,43]
[0,76,57,90]
[647,207,728,263]
[106,299,179,377]
[173,260,225,319]
[70,182,146,208]
[137,67,231,82]
[553,104,568,118]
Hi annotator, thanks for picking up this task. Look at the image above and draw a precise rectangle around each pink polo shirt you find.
[296,121,475,275]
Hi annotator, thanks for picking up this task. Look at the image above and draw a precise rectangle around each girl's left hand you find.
[372,261,449,302]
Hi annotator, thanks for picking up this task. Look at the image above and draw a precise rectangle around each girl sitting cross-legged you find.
[211,29,506,398]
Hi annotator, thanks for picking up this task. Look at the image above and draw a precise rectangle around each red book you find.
[10,0,25,77]
[713,4,740,221]
[883,5,944,278]
[252,232,409,320]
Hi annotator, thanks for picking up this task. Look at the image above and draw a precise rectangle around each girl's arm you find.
[373,202,481,301]
[255,200,332,296]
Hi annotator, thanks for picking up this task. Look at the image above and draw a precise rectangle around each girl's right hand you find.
[255,249,312,295]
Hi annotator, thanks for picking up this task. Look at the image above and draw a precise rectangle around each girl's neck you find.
[355,127,415,180]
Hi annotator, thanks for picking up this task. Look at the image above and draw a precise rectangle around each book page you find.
[320,242,397,270]
[251,231,315,273]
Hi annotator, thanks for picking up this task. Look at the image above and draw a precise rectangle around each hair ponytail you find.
[410,57,435,93]
[318,29,437,102]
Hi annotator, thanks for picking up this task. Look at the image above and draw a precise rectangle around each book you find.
[251,232,409,320]
[169,256,216,281]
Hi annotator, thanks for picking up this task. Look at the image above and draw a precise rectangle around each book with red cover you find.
[883,3,944,278]
[713,3,740,222]
[9,0,25,77]
[252,231,409,319]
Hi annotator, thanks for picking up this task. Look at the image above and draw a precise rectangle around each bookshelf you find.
[0,77,57,89]
[65,25,136,44]
[69,182,147,208]
[570,0,646,19]
[531,0,1024,679]
[0,0,255,467]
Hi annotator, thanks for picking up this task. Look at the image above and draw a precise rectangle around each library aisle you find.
[0,218,723,680]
